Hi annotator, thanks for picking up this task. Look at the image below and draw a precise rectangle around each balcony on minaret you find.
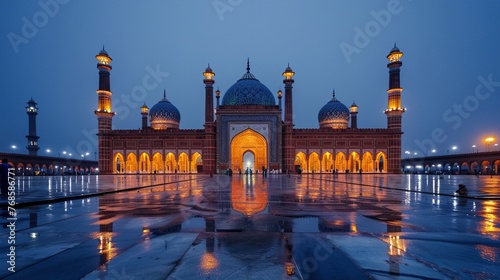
[203,65,215,82]
[387,43,403,63]
[96,48,112,66]
[26,98,38,113]
[282,65,295,81]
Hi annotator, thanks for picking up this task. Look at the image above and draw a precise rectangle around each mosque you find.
[94,45,405,174]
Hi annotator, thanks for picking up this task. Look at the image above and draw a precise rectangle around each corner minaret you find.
[94,47,115,131]
[26,98,40,156]
[203,64,216,174]
[94,46,115,174]
[282,64,295,173]
[384,43,405,129]
[384,43,405,174]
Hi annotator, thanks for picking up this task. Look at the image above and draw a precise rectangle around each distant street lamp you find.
[431,149,436,154]
[46,149,51,154]
[485,137,495,151]
[472,145,476,153]
[11,145,16,153]
[405,151,410,158]
[452,146,457,154]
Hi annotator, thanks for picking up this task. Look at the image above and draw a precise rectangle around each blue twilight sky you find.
[1,0,499,159]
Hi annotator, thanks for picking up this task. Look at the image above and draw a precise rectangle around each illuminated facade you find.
[95,46,405,174]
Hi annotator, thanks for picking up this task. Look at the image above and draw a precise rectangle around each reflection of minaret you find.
[26,98,40,156]
[384,43,405,173]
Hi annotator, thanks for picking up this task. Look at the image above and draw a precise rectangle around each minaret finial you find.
[394,42,396,48]
[332,88,336,98]
[102,45,105,51]
[163,89,166,99]
[246,58,250,73]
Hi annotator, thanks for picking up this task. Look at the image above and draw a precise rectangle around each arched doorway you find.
[230,129,267,172]
[242,151,255,172]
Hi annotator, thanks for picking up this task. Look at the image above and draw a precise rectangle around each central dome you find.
[221,61,275,106]
[318,90,350,129]
[149,90,181,130]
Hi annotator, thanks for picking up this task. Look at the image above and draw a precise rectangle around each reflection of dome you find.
[318,90,349,129]
[221,61,275,106]
[149,90,180,130]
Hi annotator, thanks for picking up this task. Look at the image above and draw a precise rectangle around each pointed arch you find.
[165,152,177,173]
[178,152,189,172]
[376,152,387,173]
[139,152,151,173]
[322,152,334,173]
[308,152,320,173]
[126,152,138,173]
[335,152,346,172]
[230,129,267,171]
[362,152,374,173]
[294,152,307,173]
[152,152,163,173]
[191,152,202,173]
[114,152,125,173]
[348,152,361,173]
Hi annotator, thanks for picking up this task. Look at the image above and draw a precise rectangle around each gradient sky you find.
[1,0,499,159]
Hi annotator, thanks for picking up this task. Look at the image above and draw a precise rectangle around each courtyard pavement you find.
[0,173,499,279]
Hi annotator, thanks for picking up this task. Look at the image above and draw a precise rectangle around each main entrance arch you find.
[230,129,267,172]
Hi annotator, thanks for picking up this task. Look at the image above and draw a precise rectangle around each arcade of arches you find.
[113,152,202,173]
[294,151,387,173]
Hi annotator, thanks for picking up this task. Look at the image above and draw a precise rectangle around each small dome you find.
[318,90,349,129]
[221,60,275,106]
[149,90,180,130]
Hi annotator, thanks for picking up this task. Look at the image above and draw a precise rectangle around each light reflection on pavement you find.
[0,173,498,279]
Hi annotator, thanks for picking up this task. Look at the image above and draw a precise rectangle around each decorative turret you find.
[26,98,40,156]
[350,101,358,129]
[277,89,283,110]
[215,88,221,109]
[141,103,149,129]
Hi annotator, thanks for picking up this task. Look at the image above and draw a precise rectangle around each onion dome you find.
[221,59,275,106]
[149,90,181,130]
[318,90,349,129]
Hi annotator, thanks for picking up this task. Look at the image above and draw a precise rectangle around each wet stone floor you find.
[0,173,499,279]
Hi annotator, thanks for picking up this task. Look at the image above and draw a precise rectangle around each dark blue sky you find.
[1,1,499,159]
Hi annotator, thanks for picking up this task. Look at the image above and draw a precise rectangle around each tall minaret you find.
[94,47,115,174]
[384,43,405,173]
[26,98,40,156]
[203,64,216,174]
[384,43,405,129]
[282,64,295,173]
